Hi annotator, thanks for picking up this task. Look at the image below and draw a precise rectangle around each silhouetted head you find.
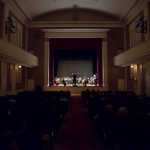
[106,104,114,113]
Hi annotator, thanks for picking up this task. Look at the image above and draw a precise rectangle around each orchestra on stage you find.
[53,74,99,86]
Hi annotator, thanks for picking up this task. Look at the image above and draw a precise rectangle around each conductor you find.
[72,73,77,86]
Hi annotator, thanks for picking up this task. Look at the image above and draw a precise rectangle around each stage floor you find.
[44,86,108,94]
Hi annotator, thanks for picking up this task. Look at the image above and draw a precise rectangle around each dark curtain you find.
[97,45,102,86]
[49,44,54,85]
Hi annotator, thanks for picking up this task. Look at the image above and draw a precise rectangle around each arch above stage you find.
[43,29,108,91]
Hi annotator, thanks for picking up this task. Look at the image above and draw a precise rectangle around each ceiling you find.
[14,0,138,20]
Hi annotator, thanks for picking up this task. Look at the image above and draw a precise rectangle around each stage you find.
[44,86,108,95]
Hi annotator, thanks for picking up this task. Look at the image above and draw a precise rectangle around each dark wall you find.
[0,2,4,37]
[16,67,26,90]
[107,28,125,90]
[28,28,44,88]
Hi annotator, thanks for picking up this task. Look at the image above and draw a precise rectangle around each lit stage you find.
[44,86,108,95]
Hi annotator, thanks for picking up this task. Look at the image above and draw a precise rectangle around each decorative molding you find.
[29,21,123,28]
[122,0,140,22]
[135,15,147,33]
[42,28,110,33]
[44,29,108,38]
[123,0,146,25]
[5,17,17,34]
[13,0,31,22]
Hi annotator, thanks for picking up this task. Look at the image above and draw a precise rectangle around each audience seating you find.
[2,89,150,150]
[81,89,150,150]
[0,90,71,150]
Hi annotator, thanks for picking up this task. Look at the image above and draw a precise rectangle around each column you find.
[0,60,7,95]
[102,38,108,88]
[136,64,142,95]
[44,37,50,90]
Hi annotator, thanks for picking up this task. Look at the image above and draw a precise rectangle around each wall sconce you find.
[5,17,17,34]
[135,16,147,33]
[130,64,137,80]
[18,65,22,69]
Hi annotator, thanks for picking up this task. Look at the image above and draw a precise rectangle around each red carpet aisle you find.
[54,96,102,150]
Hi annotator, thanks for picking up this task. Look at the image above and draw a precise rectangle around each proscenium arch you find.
[43,29,108,90]
[49,38,101,85]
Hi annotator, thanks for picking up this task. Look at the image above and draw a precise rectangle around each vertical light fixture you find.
[5,17,17,34]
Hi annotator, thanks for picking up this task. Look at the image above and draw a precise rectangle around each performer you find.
[93,74,98,86]
[72,73,77,86]
[62,78,66,86]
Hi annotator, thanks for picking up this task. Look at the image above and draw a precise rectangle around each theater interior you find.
[0,0,150,150]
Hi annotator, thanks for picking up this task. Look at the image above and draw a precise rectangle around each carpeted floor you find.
[54,96,102,150]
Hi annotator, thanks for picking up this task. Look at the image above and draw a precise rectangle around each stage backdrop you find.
[57,60,93,77]
[49,38,102,85]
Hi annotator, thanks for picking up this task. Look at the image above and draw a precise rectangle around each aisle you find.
[54,96,102,150]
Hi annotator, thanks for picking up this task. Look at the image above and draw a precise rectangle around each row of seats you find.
[81,89,150,150]
[0,90,71,150]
